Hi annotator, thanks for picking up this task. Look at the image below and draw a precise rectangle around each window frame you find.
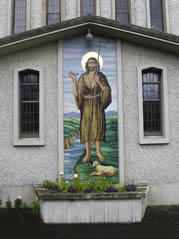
[13,66,45,146]
[146,0,170,33]
[10,0,31,34]
[80,0,96,17]
[46,0,61,25]
[115,0,130,23]
[42,0,64,25]
[138,65,169,144]
[150,0,164,32]
[19,70,40,138]
[13,0,27,34]
[112,0,135,24]
[142,68,162,136]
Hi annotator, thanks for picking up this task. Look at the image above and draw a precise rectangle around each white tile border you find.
[138,64,170,145]
[57,39,124,185]
[13,65,45,146]
[58,40,64,177]
[117,40,125,186]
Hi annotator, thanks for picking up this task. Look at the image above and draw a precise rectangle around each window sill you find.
[139,136,170,145]
[13,138,45,146]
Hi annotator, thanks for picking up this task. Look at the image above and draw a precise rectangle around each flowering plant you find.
[43,174,137,194]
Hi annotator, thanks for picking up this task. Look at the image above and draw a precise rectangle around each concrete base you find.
[35,185,149,224]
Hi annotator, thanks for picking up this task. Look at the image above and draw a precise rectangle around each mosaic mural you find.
[63,36,119,183]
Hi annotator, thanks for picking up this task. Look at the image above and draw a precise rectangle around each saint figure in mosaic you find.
[68,55,112,163]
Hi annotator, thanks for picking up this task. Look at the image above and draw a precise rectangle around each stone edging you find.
[34,184,149,201]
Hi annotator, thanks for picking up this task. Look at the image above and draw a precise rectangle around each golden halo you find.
[81,52,103,71]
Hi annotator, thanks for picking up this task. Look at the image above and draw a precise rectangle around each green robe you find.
[75,72,112,144]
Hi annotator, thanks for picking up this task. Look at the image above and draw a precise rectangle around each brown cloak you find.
[75,72,112,144]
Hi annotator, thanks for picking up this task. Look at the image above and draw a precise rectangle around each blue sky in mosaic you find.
[63,36,118,114]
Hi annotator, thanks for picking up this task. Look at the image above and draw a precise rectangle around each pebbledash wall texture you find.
[0,43,59,205]
[0,0,178,207]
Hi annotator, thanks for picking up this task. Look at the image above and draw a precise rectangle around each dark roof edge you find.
[0,15,179,48]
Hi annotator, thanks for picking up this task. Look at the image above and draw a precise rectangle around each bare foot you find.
[82,154,91,163]
[96,151,105,162]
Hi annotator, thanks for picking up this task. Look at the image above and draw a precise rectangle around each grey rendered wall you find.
[65,0,77,20]
[121,41,179,185]
[0,0,8,38]
[135,0,147,27]
[168,0,179,35]
[31,0,43,29]
[100,0,113,19]
[0,42,59,205]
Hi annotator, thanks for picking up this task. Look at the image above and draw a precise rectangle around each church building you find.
[0,0,179,209]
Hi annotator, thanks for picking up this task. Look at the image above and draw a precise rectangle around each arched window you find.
[150,0,163,31]
[138,65,169,144]
[47,0,61,25]
[13,0,26,33]
[81,0,96,16]
[14,67,44,146]
[19,70,39,138]
[115,0,129,23]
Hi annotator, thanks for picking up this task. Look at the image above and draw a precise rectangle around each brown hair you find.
[85,57,100,72]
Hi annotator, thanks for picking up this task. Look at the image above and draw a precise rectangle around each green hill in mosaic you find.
[64,115,119,183]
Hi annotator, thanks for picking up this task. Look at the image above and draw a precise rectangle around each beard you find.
[89,66,96,71]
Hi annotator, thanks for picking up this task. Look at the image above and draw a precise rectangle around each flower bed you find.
[35,178,149,224]
[42,175,137,194]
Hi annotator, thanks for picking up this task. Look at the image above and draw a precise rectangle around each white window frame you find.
[112,0,135,24]
[13,66,45,146]
[8,0,31,35]
[146,0,170,33]
[138,65,170,145]
[42,0,65,26]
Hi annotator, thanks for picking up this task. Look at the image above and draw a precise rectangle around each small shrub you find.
[22,202,29,210]
[6,199,12,209]
[14,198,22,209]
[31,200,40,215]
